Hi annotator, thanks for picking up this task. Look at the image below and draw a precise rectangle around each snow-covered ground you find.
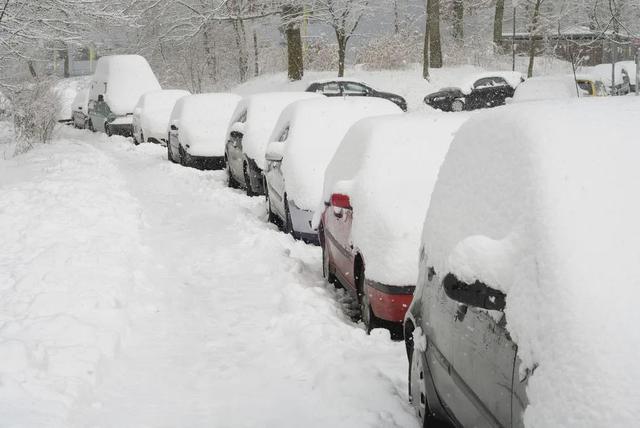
[0,127,418,428]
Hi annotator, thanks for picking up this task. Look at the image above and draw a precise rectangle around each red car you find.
[318,114,468,338]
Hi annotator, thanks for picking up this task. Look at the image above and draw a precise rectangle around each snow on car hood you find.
[172,93,241,157]
[139,90,190,140]
[276,97,402,211]
[422,98,640,427]
[232,92,322,170]
[319,112,468,285]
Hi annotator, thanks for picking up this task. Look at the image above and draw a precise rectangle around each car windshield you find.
[323,83,341,95]
[343,82,368,95]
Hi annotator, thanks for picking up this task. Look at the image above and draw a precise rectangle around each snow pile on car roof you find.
[512,75,578,102]
[321,112,468,285]
[276,97,402,210]
[137,90,190,139]
[71,87,90,112]
[231,92,321,170]
[458,71,524,94]
[421,97,640,426]
[92,55,161,116]
[170,93,241,157]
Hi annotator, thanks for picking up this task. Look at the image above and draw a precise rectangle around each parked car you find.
[404,98,640,428]
[88,55,161,136]
[582,63,631,95]
[575,74,608,96]
[167,93,241,169]
[306,78,407,111]
[225,92,321,196]
[71,88,90,129]
[132,89,190,145]
[318,113,468,337]
[424,71,524,112]
[264,97,402,243]
[511,75,579,103]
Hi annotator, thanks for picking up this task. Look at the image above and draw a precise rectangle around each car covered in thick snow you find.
[88,55,161,136]
[225,92,321,196]
[71,88,90,129]
[511,75,579,103]
[575,74,608,96]
[264,97,402,243]
[424,71,524,112]
[318,113,467,336]
[167,93,241,169]
[404,98,640,428]
[305,78,407,111]
[132,89,190,145]
[581,62,631,95]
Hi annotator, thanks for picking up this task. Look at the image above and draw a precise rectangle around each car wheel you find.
[88,120,95,132]
[226,156,241,189]
[167,143,176,163]
[105,123,113,136]
[134,132,142,146]
[244,163,256,197]
[179,145,187,166]
[357,268,379,333]
[410,344,430,426]
[321,232,337,285]
[451,99,464,112]
[265,188,280,225]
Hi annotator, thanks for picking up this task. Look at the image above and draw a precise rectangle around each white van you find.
[87,55,161,136]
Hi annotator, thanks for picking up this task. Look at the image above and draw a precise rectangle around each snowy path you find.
[0,128,418,428]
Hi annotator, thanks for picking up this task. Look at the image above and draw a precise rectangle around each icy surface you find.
[421,97,640,427]
[90,55,161,116]
[230,92,321,170]
[0,126,418,428]
[134,89,190,141]
[512,75,578,102]
[275,97,402,210]
[169,93,241,157]
[320,113,468,285]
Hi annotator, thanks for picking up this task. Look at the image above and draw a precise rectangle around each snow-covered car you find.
[575,74,608,96]
[306,78,407,111]
[132,89,190,145]
[404,98,640,428]
[167,93,241,169]
[616,60,638,92]
[88,55,161,136]
[581,63,631,95]
[318,113,468,336]
[424,71,524,112]
[71,88,90,129]
[225,92,322,196]
[511,75,579,103]
[264,97,402,243]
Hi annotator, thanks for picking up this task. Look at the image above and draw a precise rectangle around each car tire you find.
[167,143,176,163]
[451,99,464,112]
[226,156,241,189]
[179,145,187,167]
[134,132,143,146]
[88,120,95,132]
[321,232,337,285]
[265,188,279,225]
[244,163,256,197]
[105,123,113,137]
[357,268,379,334]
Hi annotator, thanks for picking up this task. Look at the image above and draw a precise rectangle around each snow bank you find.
[421,97,640,427]
[275,97,402,210]
[230,92,321,169]
[512,75,578,102]
[135,89,190,140]
[170,93,241,157]
[90,55,161,116]
[0,129,143,425]
[320,112,468,285]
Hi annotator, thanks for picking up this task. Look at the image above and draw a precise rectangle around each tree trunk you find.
[62,45,70,78]
[452,0,464,47]
[253,29,259,77]
[27,60,37,78]
[422,9,430,80]
[203,21,218,84]
[283,4,304,81]
[336,32,347,77]
[393,0,400,34]
[427,0,442,68]
[527,0,542,78]
[232,19,249,83]
[493,0,505,50]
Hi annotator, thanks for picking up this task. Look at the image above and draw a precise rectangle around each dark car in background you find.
[424,72,524,112]
[306,79,408,111]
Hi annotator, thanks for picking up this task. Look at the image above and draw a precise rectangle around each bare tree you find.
[427,0,442,67]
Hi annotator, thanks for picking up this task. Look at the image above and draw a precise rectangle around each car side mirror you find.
[330,193,351,209]
[97,94,104,102]
[443,273,506,311]
[265,141,284,162]
[230,121,246,135]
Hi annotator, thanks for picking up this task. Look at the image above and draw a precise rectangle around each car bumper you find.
[366,281,415,323]
[289,202,319,245]
[183,153,225,170]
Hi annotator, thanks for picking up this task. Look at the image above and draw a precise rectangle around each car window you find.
[323,82,341,95]
[577,80,593,96]
[278,126,290,142]
[342,82,369,95]
[474,77,508,89]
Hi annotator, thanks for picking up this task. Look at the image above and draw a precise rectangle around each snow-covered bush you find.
[355,31,422,70]
[10,78,61,153]
[304,39,338,72]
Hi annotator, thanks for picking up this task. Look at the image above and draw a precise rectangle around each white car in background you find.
[71,88,90,129]
[511,75,579,103]
[167,93,241,169]
[132,89,190,145]
[225,92,322,196]
[264,97,402,243]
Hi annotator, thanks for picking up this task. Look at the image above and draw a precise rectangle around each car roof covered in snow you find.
[274,97,402,210]
[228,92,322,170]
[308,77,372,86]
[420,97,640,427]
[319,112,469,285]
[169,93,241,155]
[457,71,524,94]
[71,88,90,111]
[91,55,161,116]
[511,75,578,102]
[135,89,191,137]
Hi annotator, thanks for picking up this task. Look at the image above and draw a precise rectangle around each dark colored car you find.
[306,79,407,111]
[424,73,524,112]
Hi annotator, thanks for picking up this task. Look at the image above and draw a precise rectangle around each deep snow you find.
[0,127,418,428]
